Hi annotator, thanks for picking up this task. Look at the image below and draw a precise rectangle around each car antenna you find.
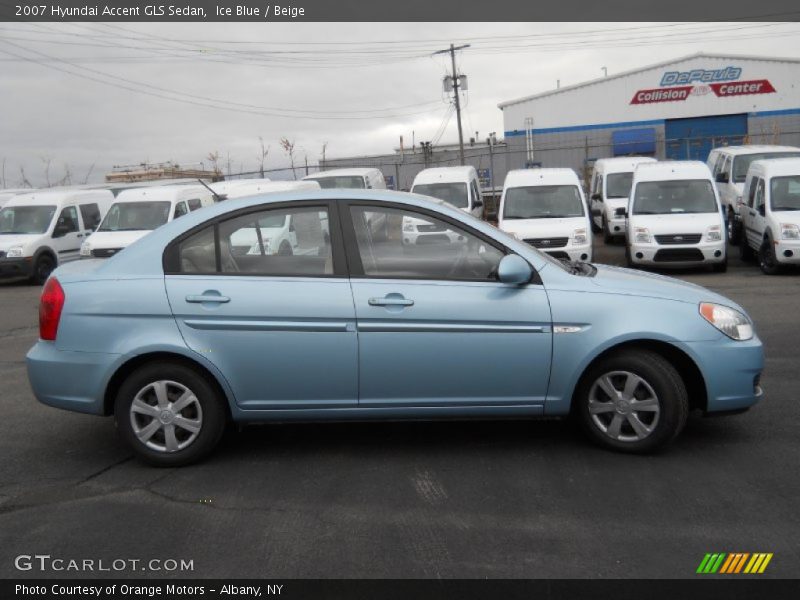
[197,178,226,202]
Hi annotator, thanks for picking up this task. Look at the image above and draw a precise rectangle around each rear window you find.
[633,180,718,215]
[79,203,101,230]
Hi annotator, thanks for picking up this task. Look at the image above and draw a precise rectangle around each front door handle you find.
[369,296,414,307]
[186,294,231,304]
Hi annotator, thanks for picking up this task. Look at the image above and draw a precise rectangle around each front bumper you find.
[682,335,764,413]
[775,239,800,264]
[606,215,627,237]
[629,240,726,266]
[0,256,33,279]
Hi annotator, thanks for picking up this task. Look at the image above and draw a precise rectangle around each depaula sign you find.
[630,66,776,105]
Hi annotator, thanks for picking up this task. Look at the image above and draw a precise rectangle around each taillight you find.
[39,277,65,341]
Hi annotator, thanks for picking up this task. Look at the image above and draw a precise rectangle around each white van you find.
[0,189,114,283]
[303,168,386,190]
[739,157,800,274]
[411,166,484,218]
[207,178,272,199]
[498,169,592,262]
[707,145,800,244]
[0,188,36,209]
[80,185,213,259]
[589,156,657,242]
[210,179,315,200]
[626,161,726,272]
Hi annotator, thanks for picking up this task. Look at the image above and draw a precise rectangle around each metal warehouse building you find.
[500,53,800,179]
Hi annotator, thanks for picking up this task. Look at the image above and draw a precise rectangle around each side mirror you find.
[497,254,533,285]
[474,199,483,208]
[716,172,729,183]
[591,193,602,201]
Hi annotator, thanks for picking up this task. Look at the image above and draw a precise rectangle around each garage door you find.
[665,114,747,161]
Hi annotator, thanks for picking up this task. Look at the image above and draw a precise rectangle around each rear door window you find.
[187,198,203,211]
[173,202,189,219]
[79,203,101,230]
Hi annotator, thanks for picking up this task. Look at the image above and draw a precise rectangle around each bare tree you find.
[81,163,95,185]
[320,142,328,168]
[206,151,221,176]
[257,137,270,178]
[18,166,32,188]
[225,151,232,177]
[279,137,297,180]
[40,156,52,187]
[56,164,72,187]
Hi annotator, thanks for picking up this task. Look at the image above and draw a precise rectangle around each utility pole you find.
[433,43,470,166]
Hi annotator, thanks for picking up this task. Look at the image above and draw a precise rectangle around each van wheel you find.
[739,239,755,262]
[727,209,741,245]
[114,362,227,467]
[277,241,293,256]
[602,216,613,244]
[575,350,688,453]
[30,254,55,285]
[590,217,602,234]
[759,236,781,275]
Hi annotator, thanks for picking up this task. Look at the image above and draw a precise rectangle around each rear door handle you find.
[369,297,414,307]
[186,295,231,304]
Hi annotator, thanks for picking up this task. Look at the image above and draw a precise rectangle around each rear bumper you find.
[26,341,118,415]
[606,215,627,236]
[0,257,33,279]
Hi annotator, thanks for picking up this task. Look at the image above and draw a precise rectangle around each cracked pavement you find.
[1,241,799,579]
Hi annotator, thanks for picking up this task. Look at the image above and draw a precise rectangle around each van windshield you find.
[733,152,800,183]
[0,205,56,234]
[606,172,634,198]
[308,176,366,189]
[771,175,800,211]
[633,180,718,215]
[98,201,171,231]
[503,185,584,219]
[412,182,469,209]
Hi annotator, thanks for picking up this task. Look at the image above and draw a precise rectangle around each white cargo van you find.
[626,161,726,272]
[210,179,316,200]
[589,156,657,242]
[303,168,386,190]
[207,178,272,199]
[707,145,800,244]
[0,189,114,283]
[80,185,213,259]
[0,188,35,209]
[739,157,800,274]
[498,169,592,262]
[411,166,484,218]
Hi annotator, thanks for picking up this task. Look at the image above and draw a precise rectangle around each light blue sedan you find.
[27,190,764,465]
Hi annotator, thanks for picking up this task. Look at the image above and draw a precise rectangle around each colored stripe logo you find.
[697,553,773,574]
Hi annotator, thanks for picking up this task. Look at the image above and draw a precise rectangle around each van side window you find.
[79,203,101,230]
[187,198,203,211]
[711,153,723,177]
[173,202,189,219]
[56,206,79,234]
[471,180,482,205]
[754,179,766,210]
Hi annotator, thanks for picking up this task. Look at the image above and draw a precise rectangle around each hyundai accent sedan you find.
[27,190,764,466]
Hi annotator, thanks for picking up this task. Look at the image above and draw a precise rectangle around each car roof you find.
[303,168,379,179]
[4,188,114,207]
[749,157,800,177]
[503,168,580,189]
[709,145,800,157]
[594,156,657,173]
[412,166,477,185]
[633,161,712,181]
[114,185,210,203]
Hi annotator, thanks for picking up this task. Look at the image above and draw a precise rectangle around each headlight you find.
[571,228,587,245]
[705,225,722,242]
[780,223,800,240]
[634,227,651,244]
[403,223,415,232]
[5,246,24,258]
[699,302,754,341]
[80,242,91,257]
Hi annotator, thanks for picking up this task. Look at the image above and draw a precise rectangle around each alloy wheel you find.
[587,370,661,442]
[129,380,203,453]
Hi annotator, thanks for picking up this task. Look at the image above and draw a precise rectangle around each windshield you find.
[503,185,584,219]
[633,180,718,215]
[98,201,171,232]
[606,172,634,198]
[0,205,56,234]
[412,182,469,209]
[733,152,800,183]
[308,176,366,189]
[771,175,800,211]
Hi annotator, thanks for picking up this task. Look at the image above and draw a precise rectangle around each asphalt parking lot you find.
[0,240,798,579]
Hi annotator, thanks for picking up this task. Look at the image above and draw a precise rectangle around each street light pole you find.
[433,43,470,166]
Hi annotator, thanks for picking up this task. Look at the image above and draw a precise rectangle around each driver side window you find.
[56,206,79,234]
[754,179,766,210]
[349,205,504,281]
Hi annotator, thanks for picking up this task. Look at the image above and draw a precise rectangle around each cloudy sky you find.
[1,21,799,187]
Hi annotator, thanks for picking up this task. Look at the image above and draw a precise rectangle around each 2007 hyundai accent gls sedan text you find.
[26,190,764,466]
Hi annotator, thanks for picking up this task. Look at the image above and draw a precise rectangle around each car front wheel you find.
[576,350,688,453]
[759,236,781,275]
[115,362,227,466]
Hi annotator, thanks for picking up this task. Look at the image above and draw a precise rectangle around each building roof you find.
[498,53,800,109]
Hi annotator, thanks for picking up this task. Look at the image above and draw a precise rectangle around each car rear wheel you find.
[576,350,688,453]
[115,362,227,466]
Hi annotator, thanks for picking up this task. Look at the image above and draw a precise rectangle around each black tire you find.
[30,254,55,285]
[624,244,635,268]
[712,254,728,273]
[278,241,293,256]
[759,236,781,275]
[727,209,741,246]
[602,215,613,244]
[114,361,227,467]
[739,238,755,262]
[590,215,602,234]
[575,349,689,453]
